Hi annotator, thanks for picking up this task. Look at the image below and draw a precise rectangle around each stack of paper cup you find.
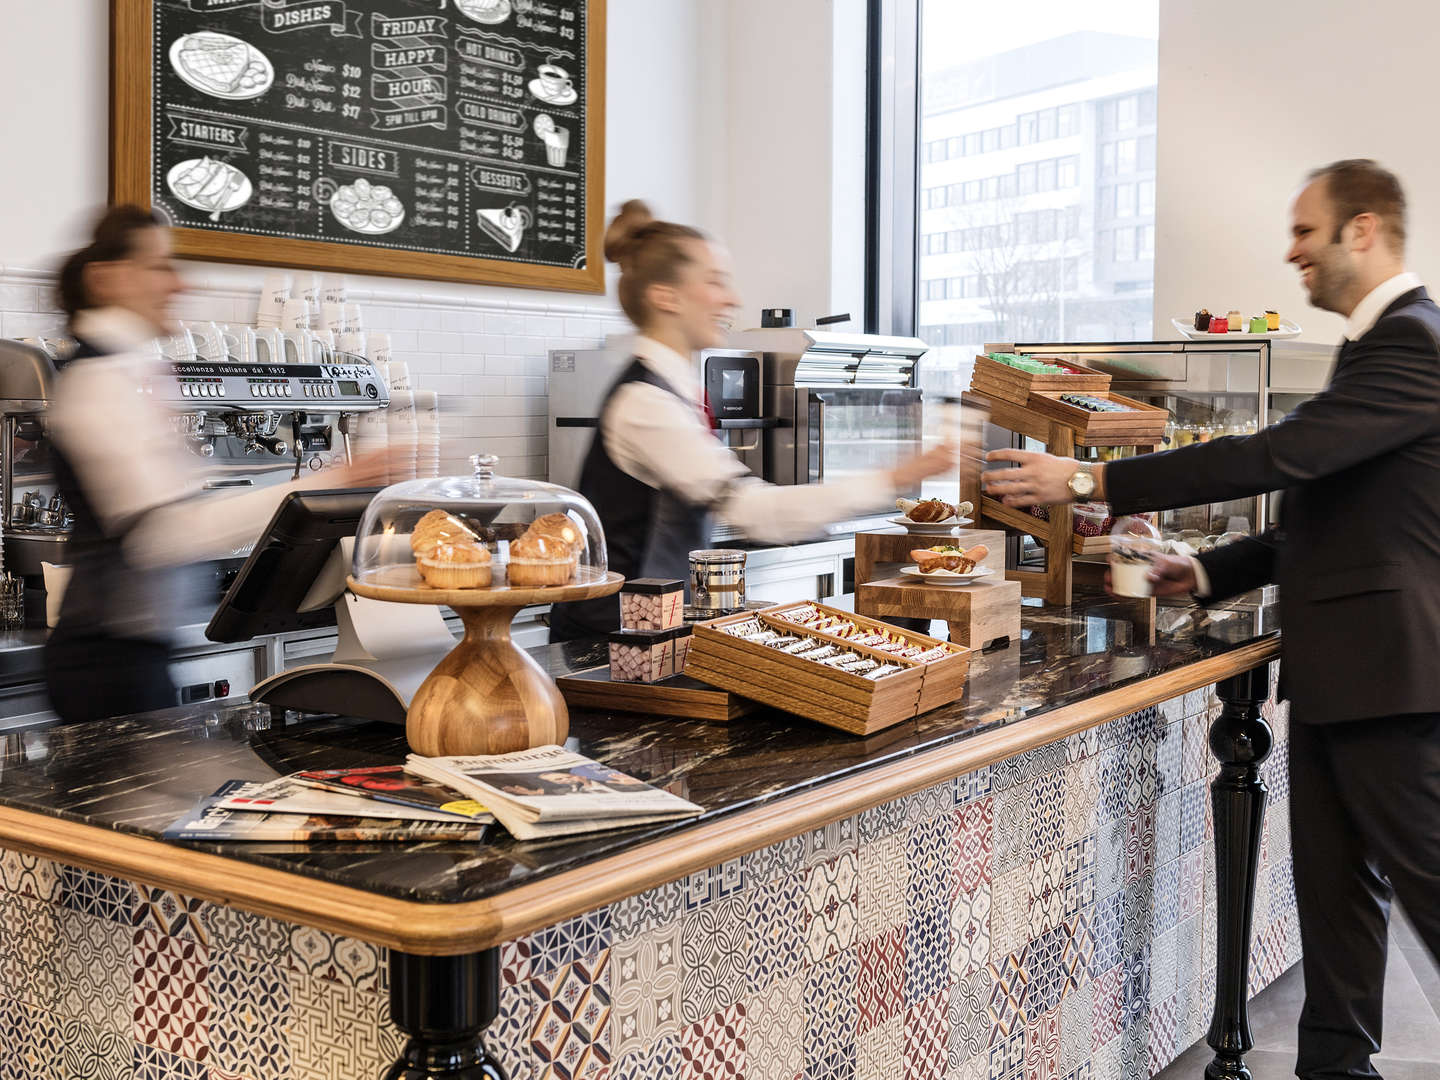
[385,390,419,482]
[337,330,367,360]
[256,272,292,329]
[380,361,412,392]
[343,303,364,333]
[369,332,393,366]
[321,276,348,308]
[413,390,441,477]
[294,273,323,333]
[321,302,346,332]
[351,408,390,482]
[281,298,311,332]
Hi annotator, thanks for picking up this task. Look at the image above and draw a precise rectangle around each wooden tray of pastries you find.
[970,353,1112,404]
[686,602,970,735]
[1025,390,1168,443]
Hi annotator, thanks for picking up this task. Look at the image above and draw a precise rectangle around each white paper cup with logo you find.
[321,276,348,308]
[343,303,364,332]
[295,272,322,310]
[281,298,311,331]
[256,272,292,328]
[337,330,367,360]
[380,360,412,391]
[368,332,393,366]
[321,302,346,333]
[1108,516,1164,598]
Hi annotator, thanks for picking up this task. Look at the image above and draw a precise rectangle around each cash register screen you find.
[205,487,380,643]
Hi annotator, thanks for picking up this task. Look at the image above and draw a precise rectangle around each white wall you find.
[700,0,868,331]
[1155,0,1440,343]
[0,0,707,479]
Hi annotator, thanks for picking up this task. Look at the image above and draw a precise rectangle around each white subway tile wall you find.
[0,266,630,482]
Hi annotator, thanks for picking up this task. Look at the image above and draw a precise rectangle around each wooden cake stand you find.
[348,566,623,757]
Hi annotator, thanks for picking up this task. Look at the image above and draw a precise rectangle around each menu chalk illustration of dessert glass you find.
[116,0,599,289]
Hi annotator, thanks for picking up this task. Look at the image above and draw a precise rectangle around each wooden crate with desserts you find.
[970,352,1112,405]
[1024,390,1168,444]
[685,602,971,735]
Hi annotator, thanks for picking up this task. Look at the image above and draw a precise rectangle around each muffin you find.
[526,512,582,550]
[411,509,477,557]
[417,540,492,589]
[506,533,576,586]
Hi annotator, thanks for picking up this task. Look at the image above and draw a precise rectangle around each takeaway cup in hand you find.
[1108,516,1164,598]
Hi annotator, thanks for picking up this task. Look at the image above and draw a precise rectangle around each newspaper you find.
[216,777,492,824]
[405,745,702,841]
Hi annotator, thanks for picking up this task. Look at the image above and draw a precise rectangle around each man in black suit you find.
[983,159,1440,1080]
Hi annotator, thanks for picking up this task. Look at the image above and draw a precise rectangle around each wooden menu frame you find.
[110,0,606,292]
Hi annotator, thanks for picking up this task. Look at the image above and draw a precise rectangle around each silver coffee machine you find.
[0,337,388,604]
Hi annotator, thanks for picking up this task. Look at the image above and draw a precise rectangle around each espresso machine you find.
[0,336,389,619]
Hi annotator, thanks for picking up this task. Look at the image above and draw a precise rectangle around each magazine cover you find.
[406,746,702,840]
[217,777,494,824]
[293,764,488,820]
[163,782,490,842]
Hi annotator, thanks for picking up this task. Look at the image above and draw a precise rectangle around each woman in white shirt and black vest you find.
[44,206,387,723]
[549,201,957,641]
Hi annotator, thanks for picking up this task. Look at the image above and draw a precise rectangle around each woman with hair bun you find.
[549,201,958,640]
[42,206,390,723]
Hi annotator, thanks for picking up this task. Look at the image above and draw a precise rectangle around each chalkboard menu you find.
[112,0,605,292]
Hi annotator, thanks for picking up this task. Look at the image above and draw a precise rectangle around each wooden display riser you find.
[854,527,1007,587]
[556,666,757,722]
[959,390,1159,606]
[857,575,1022,650]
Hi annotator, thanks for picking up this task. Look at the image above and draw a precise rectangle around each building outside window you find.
[911,1,1158,407]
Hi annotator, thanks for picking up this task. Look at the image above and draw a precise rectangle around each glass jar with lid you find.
[351,452,609,591]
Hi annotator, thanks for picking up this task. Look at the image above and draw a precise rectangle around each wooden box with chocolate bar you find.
[685,602,971,735]
[1024,390,1169,443]
[970,353,1112,405]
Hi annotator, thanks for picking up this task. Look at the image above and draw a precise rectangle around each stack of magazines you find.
[405,745,704,840]
[163,750,701,842]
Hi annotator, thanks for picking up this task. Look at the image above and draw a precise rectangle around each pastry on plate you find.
[507,533,577,586]
[1194,309,1211,331]
[899,497,957,523]
[417,541,493,589]
[1265,309,1280,331]
[911,543,989,574]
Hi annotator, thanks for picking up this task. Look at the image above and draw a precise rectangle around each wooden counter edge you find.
[0,637,1278,955]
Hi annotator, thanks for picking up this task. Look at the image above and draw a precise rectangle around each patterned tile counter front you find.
[0,598,1292,1078]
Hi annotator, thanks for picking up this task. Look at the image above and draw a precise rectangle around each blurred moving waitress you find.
[549,201,958,640]
[45,206,387,723]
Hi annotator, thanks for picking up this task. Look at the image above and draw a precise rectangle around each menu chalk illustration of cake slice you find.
[455,0,513,24]
[330,178,406,236]
[166,158,253,221]
[477,206,532,253]
[169,32,273,101]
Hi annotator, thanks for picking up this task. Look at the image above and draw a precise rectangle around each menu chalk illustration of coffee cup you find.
[529,64,577,106]
[169,32,273,100]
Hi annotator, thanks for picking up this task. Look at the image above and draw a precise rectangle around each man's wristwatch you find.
[1067,464,1095,500]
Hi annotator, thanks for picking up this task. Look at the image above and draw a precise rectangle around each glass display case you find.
[997,339,1276,551]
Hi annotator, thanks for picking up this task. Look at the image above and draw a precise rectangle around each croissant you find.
[906,498,957,523]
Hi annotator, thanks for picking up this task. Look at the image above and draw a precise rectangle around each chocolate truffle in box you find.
[620,578,685,630]
[608,628,676,683]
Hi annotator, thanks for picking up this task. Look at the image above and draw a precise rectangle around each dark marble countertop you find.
[0,593,1277,908]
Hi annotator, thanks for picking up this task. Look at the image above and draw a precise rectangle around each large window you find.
[897,1,1159,406]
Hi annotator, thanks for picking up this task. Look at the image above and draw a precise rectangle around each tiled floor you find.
[1156,906,1440,1079]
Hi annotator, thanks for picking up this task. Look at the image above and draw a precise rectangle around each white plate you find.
[528,78,578,106]
[900,565,996,585]
[887,515,974,532]
[330,187,406,236]
[455,0,511,23]
[166,159,253,216]
[170,33,273,101]
[1170,316,1302,340]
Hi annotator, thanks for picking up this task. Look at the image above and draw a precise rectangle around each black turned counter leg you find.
[1204,667,1274,1080]
[384,948,506,1080]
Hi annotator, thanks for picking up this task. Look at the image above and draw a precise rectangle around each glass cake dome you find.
[351,453,608,591]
